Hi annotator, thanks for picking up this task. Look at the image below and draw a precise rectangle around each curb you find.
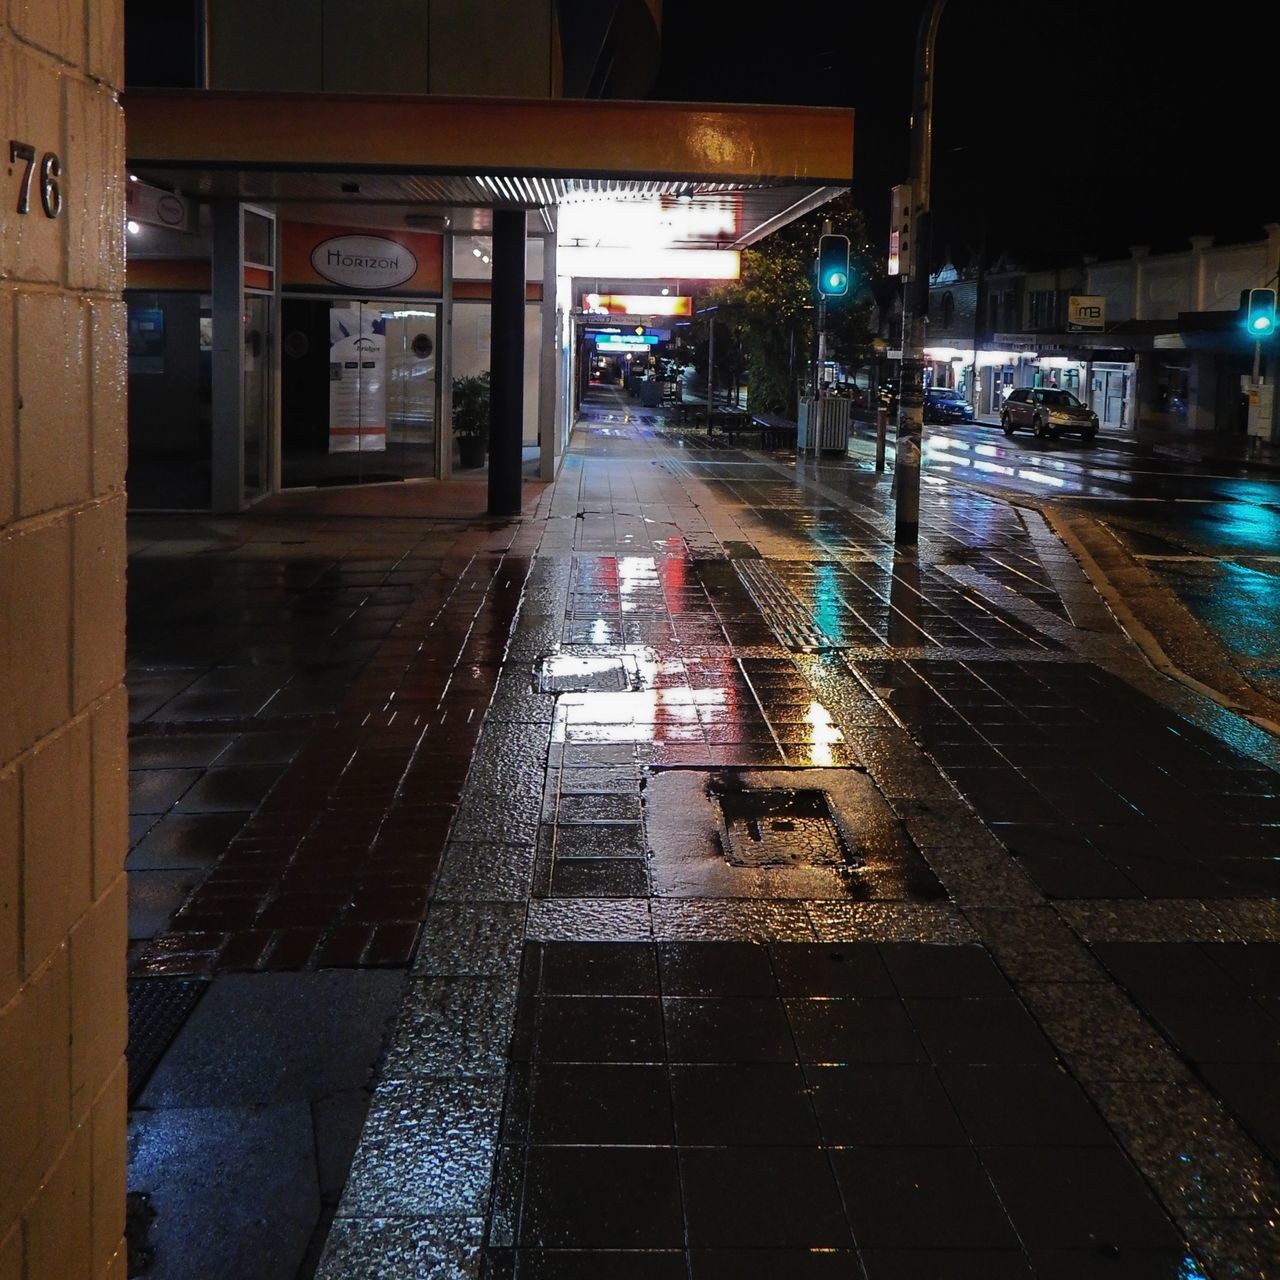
[1039,506,1280,738]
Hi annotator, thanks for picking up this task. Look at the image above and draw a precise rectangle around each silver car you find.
[1001,387,1099,441]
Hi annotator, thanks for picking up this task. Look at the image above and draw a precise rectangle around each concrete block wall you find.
[1,0,128,1276]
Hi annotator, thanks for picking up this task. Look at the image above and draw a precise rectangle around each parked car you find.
[923,387,975,424]
[1001,387,1099,441]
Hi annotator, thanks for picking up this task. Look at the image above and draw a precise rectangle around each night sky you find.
[650,2,1276,271]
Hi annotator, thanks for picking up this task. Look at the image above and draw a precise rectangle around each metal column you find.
[210,199,244,513]
[539,229,559,481]
[488,207,525,516]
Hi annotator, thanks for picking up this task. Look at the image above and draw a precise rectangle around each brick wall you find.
[1,0,127,1276]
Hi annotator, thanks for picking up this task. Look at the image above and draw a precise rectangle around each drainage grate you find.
[536,654,638,694]
[715,786,851,870]
[127,978,208,1102]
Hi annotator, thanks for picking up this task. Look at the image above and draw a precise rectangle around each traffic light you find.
[817,234,850,297]
[1245,288,1276,338]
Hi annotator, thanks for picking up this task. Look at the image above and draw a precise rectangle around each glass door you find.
[282,299,438,487]
[242,293,271,501]
[382,305,437,470]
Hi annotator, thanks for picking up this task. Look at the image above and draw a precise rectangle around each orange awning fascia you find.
[124,90,854,187]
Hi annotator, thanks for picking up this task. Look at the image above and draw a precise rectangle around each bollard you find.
[875,407,888,472]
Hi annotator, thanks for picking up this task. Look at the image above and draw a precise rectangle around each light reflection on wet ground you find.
[320,393,1280,1280]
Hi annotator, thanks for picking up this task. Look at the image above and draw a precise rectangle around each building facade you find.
[120,2,851,514]
[1,1,130,1275]
[896,225,1280,439]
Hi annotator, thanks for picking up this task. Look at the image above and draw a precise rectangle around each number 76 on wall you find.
[7,140,62,218]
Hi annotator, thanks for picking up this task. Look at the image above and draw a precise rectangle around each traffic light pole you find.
[814,218,833,398]
[895,0,948,546]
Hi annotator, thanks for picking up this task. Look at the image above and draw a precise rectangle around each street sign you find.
[888,183,913,277]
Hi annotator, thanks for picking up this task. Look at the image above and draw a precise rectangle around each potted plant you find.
[453,371,490,469]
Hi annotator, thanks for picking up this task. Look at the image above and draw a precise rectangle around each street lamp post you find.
[895,0,949,546]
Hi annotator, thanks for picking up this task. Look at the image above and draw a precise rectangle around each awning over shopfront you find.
[122,89,856,516]
[124,90,854,244]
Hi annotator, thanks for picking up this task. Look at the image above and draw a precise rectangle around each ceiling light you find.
[472,248,482,257]
[126,220,140,234]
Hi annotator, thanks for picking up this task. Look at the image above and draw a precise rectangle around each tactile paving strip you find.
[732,559,834,650]
[126,978,208,1102]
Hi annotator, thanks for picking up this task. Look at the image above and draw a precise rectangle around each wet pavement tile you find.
[688,1249,862,1279]
[936,1064,1116,1146]
[980,1147,1185,1250]
[126,812,252,872]
[173,764,284,813]
[518,1147,683,1248]
[784,995,927,1064]
[806,1062,967,1145]
[529,1063,673,1144]
[129,767,202,814]
[680,1147,852,1248]
[858,1251,1034,1279]
[656,940,779,996]
[134,417,1280,1277]
[831,1147,1019,1249]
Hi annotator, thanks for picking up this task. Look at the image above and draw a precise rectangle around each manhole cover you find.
[536,654,638,693]
[715,786,850,870]
[127,978,208,1102]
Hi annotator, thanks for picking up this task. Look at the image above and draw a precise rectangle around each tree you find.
[699,192,880,417]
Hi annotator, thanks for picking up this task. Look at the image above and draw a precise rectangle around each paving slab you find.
[138,971,403,1107]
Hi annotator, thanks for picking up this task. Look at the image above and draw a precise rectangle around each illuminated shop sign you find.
[1067,295,1106,331]
[582,294,693,317]
[594,334,660,352]
[311,236,417,290]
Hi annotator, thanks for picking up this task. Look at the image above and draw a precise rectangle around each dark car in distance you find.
[1001,387,1099,441]
[923,387,975,424]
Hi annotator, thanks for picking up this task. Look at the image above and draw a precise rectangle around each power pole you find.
[895,0,948,546]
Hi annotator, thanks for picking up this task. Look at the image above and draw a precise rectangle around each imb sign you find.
[1068,295,1106,331]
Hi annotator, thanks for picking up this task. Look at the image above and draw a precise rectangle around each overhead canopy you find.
[124,90,854,247]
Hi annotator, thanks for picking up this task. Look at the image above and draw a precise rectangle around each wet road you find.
[890,423,1280,701]
[912,422,1280,528]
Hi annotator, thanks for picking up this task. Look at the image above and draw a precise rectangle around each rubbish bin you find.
[799,396,851,454]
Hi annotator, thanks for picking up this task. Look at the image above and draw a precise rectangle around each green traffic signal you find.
[1245,288,1276,337]
[817,233,850,297]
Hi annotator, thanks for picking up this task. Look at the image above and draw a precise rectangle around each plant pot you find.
[457,435,487,469]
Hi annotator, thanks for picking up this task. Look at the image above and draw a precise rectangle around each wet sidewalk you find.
[129,392,1280,1279]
